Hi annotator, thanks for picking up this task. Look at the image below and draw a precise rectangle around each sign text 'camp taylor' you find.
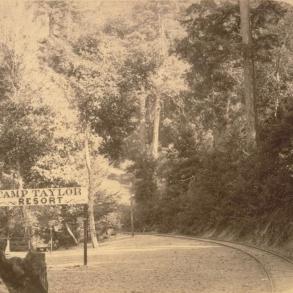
[0,187,88,206]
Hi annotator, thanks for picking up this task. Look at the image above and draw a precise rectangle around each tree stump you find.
[0,251,48,293]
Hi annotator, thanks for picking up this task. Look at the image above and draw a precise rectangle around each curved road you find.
[44,235,293,293]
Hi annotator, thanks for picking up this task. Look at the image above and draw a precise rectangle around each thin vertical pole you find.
[84,204,88,266]
[6,207,11,253]
[49,226,53,253]
[28,226,31,251]
[130,196,134,237]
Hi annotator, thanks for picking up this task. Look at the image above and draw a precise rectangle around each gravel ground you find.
[47,235,270,293]
[219,241,293,293]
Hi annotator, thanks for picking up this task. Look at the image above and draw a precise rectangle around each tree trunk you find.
[150,6,166,160]
[0,251,48,293]
[139,94,147,152]
[151,95,161,160]
[239,0,258,150]
[274,33,288,118]
[84,125,99,248]
[212,95,231,151]
[65,223,78,245]
[16,161,31,251]
[48,11,53,38]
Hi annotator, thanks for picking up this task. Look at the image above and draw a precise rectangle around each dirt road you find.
[45,235,293,293]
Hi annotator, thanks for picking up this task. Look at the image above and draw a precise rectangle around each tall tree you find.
[114,1,188,160]
[84,125,98,247]
[239,0,258,150]
[151,4,165,160]
[33,1,100,247]
[34,1,131,247]
[0,41,54,247]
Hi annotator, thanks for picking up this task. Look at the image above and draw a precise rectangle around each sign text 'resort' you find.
[0,187,88,206]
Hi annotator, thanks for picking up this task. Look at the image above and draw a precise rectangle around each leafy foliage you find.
[0,0,293,249]
[124,0,293,246]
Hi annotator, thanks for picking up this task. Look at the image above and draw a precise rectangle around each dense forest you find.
[0,0,292,249]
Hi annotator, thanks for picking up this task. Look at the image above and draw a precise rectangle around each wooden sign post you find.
[130,196,135,237]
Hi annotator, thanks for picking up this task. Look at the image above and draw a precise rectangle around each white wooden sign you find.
[0,187,88,206]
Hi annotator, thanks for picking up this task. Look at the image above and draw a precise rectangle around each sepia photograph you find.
[0,0,293,292]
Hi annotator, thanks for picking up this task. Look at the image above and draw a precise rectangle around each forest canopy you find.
[0,0,292,247]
